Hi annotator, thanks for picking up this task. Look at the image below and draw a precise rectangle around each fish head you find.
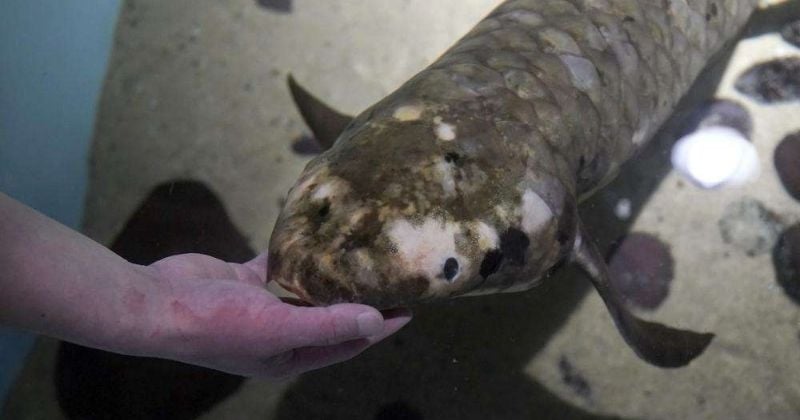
[268,106,578,309]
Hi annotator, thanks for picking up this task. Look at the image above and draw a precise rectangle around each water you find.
[2,1,800,419]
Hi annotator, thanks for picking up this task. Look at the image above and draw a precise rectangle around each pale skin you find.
[0,192,411,378]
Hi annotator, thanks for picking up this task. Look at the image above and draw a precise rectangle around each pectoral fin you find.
[287,75,354,151]
[571,225,714,368]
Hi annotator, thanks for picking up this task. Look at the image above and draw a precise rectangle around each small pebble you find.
[735,58,800,103]
[773,224,800,305]
[774,132,800,202]
[683,99,753,138]
[607,233,674,310]
[718,198,784,257]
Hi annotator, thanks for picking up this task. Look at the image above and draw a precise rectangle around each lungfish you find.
[268,0,761,368]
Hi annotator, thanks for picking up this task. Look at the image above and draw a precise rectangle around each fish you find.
[268,0,761,368]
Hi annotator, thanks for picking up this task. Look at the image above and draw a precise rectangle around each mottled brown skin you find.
[270,0,757,310]
[268,0,765,368]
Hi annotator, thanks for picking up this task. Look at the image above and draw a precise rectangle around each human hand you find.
[141,253,411,378]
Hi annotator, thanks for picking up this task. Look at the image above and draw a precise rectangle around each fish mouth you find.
[267,237,433,309]
[267,245,355,307]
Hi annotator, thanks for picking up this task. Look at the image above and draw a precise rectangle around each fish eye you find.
[443,257,459,282]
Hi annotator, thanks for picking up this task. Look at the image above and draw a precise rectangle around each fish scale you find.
[269,0,761,367]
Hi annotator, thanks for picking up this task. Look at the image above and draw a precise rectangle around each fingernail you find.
[356,311,383,336]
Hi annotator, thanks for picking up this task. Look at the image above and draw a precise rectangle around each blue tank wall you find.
[0,0,121,406]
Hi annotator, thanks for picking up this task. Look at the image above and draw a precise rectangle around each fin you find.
[287,74,354,151]
[571,224,714,368]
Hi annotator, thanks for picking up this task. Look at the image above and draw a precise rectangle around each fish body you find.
[268,0,759,367]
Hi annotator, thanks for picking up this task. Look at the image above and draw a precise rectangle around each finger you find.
[242,252,269,283]
[275,304,385,349]
[262,339,372,378]
[262,309,412,378]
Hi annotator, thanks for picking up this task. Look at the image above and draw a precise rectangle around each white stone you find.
[671,126,760,189]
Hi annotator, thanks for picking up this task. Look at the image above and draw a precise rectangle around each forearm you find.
[0,192,160,355]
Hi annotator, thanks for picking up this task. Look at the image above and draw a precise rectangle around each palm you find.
[145,253,411,378]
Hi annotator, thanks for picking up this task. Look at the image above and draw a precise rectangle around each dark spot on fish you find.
[374,401,423,420]
[443,257,459,281]
[622,16,635,23]
[479,249,503,279]
[735,58,800,103]
[607,233,674,310]
[444,152,461,165]
[291,134,324,155]
[558,356,591,400]
[718,198,784,257]
[255,0,292,13]
[683,99,752,138]
[317,201,330,219]
[773,224,800,305]
[307,199,331,230]
[500,228,530,266]
[706,3,718,21]
[781,20,800,48]
[775,132,800,201]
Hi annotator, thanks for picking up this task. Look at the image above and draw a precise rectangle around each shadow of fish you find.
[269,0,764,368]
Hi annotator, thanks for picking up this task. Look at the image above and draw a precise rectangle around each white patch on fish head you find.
[311,181,336,200]
[521,189,553,235]
[393,104,424,121]
[433,116,457,141]
[386,218,469,286]
[471,221,499,250]
[285,167,324,206]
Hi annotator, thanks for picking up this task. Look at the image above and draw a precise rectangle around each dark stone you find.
[734,58,800,103]
[773,224,800,305]
[479,249,503,279]
[558,356,592,400]
[775,132,800,202]
[499,228,530,266]
[781,20,800,48]
[682,99,752,138]
[55,180,249,420]
[256,0,292,13]
[606,233,674,310]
